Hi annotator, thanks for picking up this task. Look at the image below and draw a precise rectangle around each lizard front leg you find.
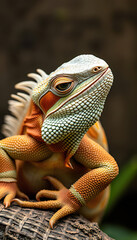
[0,135,51,206]
[14,135,119,228]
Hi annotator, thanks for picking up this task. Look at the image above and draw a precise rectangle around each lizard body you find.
[0,55,119,228]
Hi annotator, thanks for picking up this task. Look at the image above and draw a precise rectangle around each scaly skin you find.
[0,55,119,228]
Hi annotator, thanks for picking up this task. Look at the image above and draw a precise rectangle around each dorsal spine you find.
[2,69,48,137]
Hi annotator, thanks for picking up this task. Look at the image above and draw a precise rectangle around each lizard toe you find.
[4,192,16,208]
[44,176,65,190]
[16,187,29,201]
[49,204,75,228]
[36,189,58,201]
[13,199,62,209]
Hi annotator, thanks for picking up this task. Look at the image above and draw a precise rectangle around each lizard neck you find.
[41,93,106,162]
[45,126,85,168]
[41,69,113,165]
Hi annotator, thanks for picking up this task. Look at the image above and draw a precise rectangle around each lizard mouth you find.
[46,67,109,118]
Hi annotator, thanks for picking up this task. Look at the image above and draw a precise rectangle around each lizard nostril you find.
[92,66,102,73]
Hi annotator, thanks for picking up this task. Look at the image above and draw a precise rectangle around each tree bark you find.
[0,202,113,240]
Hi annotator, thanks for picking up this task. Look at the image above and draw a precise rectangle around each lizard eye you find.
[52,77,74,95]
[56,82,71,91]
[92,66,103,73]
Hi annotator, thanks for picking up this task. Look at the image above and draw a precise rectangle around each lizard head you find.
[32,55,113,165]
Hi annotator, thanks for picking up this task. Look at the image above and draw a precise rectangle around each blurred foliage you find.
[102,155,137,239]
[102,225,137,240]
[107,155,137,213]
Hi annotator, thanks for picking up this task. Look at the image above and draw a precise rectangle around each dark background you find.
[0,0,136,230]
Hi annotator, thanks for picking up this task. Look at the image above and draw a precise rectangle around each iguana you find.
[0,54,119,228]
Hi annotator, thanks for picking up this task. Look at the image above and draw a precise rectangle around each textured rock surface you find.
[0,203,113,240]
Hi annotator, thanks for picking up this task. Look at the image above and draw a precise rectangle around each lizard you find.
[0,54,119,228]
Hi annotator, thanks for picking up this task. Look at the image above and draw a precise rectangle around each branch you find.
[0,202,113,239]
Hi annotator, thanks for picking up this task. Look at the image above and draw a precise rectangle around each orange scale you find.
[39,92,60,114]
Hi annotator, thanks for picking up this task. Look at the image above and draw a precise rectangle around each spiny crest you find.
[2,69,48,137]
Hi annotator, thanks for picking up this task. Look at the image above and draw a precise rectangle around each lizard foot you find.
[13,176,79,228]
[0,182,29,208]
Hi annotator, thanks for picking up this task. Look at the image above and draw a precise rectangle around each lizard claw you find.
[12,198,22,205]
